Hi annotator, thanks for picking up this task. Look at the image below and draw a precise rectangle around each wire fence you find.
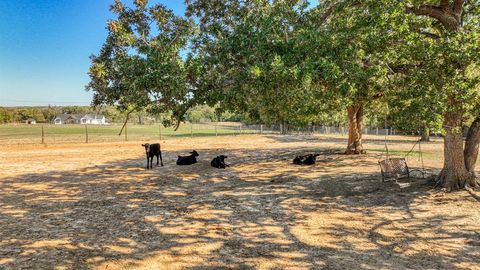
[0,122,399,144]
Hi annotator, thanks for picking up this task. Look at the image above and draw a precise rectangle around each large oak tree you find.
[307,0,405,154]
[186,0,326,131]
[397,0,480,190]
[86,0,200,129]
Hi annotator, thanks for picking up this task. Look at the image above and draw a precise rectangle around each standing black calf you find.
[293,154,320,165]
[142,143,163,169]
[211,155,229,169]
[176,150,199,166]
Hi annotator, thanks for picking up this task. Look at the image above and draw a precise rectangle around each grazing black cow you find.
[293,154,320,165]
[142,143,163,169]
[211,155,229,169]
[176,150,199,166]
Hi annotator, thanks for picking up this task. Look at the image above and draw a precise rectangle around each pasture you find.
[0,134,479,269]
[0,123,255,144]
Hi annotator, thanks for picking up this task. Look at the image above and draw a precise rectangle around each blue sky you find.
[0,0,318,107]
[0,0,186,107]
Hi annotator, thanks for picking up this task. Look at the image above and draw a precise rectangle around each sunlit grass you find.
[0,122,262,143]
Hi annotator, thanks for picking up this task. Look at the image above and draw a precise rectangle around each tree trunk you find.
[464,117,480,176]
[281,120,287,135]
[345,105,366,155]
[437,111,477,190]
[420,126,430,142]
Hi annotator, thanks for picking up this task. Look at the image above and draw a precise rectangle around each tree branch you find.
[464,115,480,173]
[407,5,446,21]
[118,107,137,136]
[453,0,465,14]
[406,3,462,32]
[440,0,451,9]
[318,5,334,25]
[316,1,361,28]
[388,63,425,74]
[419,30,441,39]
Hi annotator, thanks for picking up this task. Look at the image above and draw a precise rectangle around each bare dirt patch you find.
[0,135,479,269]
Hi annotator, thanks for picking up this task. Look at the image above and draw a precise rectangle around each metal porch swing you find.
[378,120,426,182]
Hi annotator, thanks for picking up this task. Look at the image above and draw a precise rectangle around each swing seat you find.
[378,158,410,182]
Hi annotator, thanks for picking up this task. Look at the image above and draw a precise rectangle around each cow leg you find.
[156,154,159,166]
[159,150,164,166]
[149,156,154,169]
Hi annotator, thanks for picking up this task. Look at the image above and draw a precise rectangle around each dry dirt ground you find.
[0,135,479,270]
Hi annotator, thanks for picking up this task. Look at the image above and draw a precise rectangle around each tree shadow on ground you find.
[264,134,439,147]
[0,147,479,269]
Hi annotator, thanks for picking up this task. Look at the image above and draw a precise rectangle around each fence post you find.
[190,123,193,138]
[85,125,88,143]
[41,125,44,144]
[159,123,162,140]
[376,128,379,136]
[260,124,263,135]
[125,123,128,141]
[215,122,218,136]
[240,124,242,134]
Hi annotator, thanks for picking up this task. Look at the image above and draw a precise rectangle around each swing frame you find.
[379,135,426,182]
[378,98,426,182]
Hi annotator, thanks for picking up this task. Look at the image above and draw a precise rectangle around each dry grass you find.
[0,134,479,270]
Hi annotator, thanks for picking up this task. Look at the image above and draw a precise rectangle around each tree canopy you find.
[87,0,199,128]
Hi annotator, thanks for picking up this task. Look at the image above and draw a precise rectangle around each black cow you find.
[142,143,163,169]
[176,150,199,166]
[211,155,229,169]
[293,154,320,165]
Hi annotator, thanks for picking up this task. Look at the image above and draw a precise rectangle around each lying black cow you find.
[211,155,229,169]
[176,150,199,166]
[293,154,320,165]
[142,143,164,169]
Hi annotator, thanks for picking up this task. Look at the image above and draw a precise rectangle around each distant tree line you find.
[1,104,398,130]
[0,106,78,124]
[0,106,130,124]
[0,105,240,125]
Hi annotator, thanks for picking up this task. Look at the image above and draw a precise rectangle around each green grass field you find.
[0,122,262,144]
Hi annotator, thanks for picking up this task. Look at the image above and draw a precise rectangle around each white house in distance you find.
[25,118,37,125]
[80,114,106,125]
[53,114,107,125]
[53,114,82,124]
